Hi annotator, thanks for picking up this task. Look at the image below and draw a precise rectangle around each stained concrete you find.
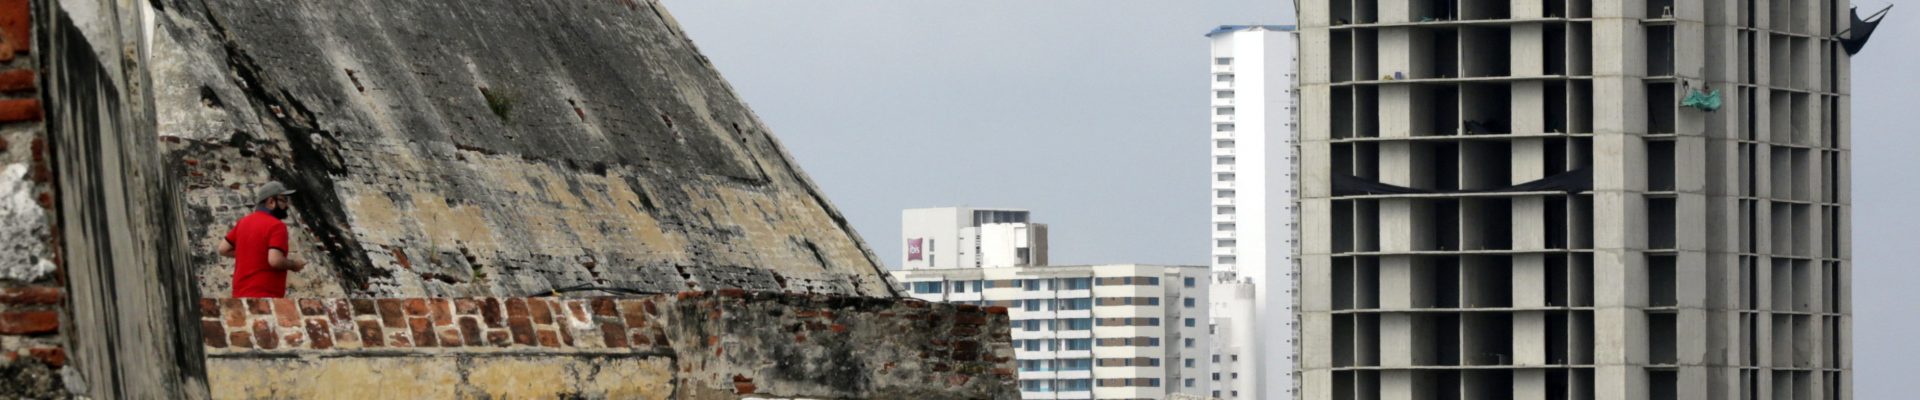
[150,0,894,298]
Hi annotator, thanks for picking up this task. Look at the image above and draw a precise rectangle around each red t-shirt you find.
[226,210,290,298]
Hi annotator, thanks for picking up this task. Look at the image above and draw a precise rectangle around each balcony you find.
[1210,114,1235,124]
[1212,64,1233,74]
[1211,163,1236,173]
[1211,180,1235,190]
[1212,97,1235,107]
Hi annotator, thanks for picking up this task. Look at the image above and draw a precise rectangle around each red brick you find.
[480,298,504,328]
[733,374,753,383]
[196,298,219,318]
[984,306,1008,315]
[505,298,529,319]
[357,320,385,348]
[376,299,406,328]
[642,299,658,316]
[403,299,430,316]
[274,303,300,328]
[222,299,248,327]
[0,0,23,52]
[0,311,58,334]
[331,299,353,322]
[430,299,453,326]
[734,382,756,395]
[536,330,560,347]
[599,322,628,348]
[485,330,511,347]
[590,298,617,317]
[529,298,554,325]
[281,330,305,348]
[0,98,41,122]
[228,331,253,349]
[618,300,647,328]
[560,325,576,346]
[305,319,333,350]
[201,320,227,348]
[297,299,328,316]
[409,317,437,347]
[567,301,589,321]
[247,298,273,315]
[437,328,463,348]
[28,348,65,368]
[830,324,849,334]
[350,299,378,316]
[0,286,61,305]
[632,332,652,346]
[251,319,278,349]
[386,332,411,348]
[507,316,535,346]
[717,288,747,298]
[454,298,479,315]
[458,317,483,345]
[0,68,30,93]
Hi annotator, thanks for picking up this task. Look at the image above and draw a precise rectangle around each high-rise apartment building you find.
[902,207,1049,269]
[1296,2,1852,399]
[1206,24,1298,400]
[894,264,1212,400]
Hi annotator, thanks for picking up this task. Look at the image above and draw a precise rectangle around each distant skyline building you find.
[1206,24,1298,400]
[893,264,1211,400]
[902,207,1049,269]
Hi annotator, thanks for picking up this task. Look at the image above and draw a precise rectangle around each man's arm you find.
[217,240,235,258]
[267,249,307,271]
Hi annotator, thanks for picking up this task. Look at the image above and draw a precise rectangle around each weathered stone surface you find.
[151,0,892,298]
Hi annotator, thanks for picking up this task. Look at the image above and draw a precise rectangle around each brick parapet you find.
[201,291,1018,397]
[0,0,63,389]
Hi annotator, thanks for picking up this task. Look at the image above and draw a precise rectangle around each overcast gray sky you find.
[665,1,1916,396]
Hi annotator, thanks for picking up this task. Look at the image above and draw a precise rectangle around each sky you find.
[663,1,1917,397]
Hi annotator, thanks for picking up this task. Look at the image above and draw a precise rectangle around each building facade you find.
[1296,2,1852,400]
[903,207,1050,269]
[1206,24,1299,400]
[895,264,1212,399]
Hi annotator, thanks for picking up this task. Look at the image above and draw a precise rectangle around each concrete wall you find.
[201,291,1017,399]
[149,0,895,299]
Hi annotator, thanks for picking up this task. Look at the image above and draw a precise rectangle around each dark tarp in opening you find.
[1333,167,1592,196]
[1841,6,1892,55]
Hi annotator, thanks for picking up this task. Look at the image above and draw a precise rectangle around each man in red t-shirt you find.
[218,181,309,298]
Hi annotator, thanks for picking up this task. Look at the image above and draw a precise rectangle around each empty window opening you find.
[1646,82,1677,134]
[1461,26,1512,77]
[1647,140,1676,191]
[1649,255,1678,307]
[1646,26,1675,76]
[1647,197,1677,250]
[1461,83,1511,134]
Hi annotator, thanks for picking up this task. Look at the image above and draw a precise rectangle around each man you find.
[218,181,308,298]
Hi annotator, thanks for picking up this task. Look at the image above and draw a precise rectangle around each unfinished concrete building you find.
[1297,1,1854,399]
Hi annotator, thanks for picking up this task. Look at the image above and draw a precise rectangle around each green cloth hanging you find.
[1682,88,1722,112]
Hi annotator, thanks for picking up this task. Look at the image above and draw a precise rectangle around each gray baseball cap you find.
[252,181,297,204]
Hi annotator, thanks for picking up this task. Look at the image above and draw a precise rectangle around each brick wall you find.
[0,0,64,396]
[202,291,1018,399]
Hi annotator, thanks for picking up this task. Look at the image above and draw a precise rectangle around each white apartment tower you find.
[893,264,1212,400]
[1206,25,1298,400]
[902,207,1049,269]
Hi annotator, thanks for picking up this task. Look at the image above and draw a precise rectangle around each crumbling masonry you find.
[0,0,1017,398]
